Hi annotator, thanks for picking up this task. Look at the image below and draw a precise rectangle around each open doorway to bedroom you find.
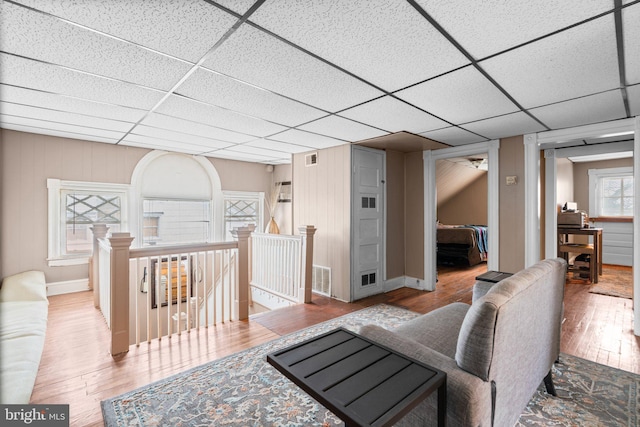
[424,140,500,291]
[435,155,489,279]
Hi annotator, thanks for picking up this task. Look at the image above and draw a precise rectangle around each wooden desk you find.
[267,327,447,427]
[557,227,603,283]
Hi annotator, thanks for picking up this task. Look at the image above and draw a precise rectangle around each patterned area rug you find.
[588,267,633,299]
[102,305,639,427]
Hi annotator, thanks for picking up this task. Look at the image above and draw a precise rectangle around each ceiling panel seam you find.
[114,0,268,145]
[614,0,631,118]
[405,0,551,132]
[4,0,195,66]
[0,82,150,113]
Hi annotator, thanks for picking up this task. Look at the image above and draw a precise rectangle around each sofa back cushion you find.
[455,258,566,381]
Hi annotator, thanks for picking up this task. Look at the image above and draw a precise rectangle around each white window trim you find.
[588,166,633,217]
[222,190,265,238]
[47,178,131,266]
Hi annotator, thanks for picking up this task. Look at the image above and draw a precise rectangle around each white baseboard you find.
[404,276,428,290]
[384,277,405,292]
[384,276,428,291]
[47,278,89,296]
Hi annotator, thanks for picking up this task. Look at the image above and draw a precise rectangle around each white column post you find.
[298,225,317,303]
[90,223,109,308]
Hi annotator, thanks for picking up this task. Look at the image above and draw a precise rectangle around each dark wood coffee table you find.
[267,327,446,427]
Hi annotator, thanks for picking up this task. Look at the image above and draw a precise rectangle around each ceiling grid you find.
[0,0,638,163]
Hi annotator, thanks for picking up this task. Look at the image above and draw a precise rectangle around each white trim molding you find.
[524,133,541,267]
[526,116,640,336]
[46,278,89,296]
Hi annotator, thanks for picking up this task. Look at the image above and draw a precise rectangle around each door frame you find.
[524,116,640,335]
[350,145,387,301]
[423,140,500,291]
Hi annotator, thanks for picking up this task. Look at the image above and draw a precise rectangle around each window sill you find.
[48,256,90,267]
[590,217,633,223]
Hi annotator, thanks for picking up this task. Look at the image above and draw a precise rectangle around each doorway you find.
[424,140,500,290]
[524,117,640,335]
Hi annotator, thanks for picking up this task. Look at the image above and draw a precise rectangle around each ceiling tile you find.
[268,129,347,149]
[140,113,254,144]
[298,115,388,142]
[419,127,487,146]
[250,0,469,92]
[244,139,314,154]
[461,112,547,139]
[120,134,222,155]
[628,84,640,116]
[480,15,619,108]
[12,0,238,62]
[130,125,234,150]
[0,2,192,91]
[0,123,119,144]
[155,95,287,138]
[415,0,613,59]
[176,68,326,127]
[338,96,448,133]
[396,66,519,124]
[0,85,146,123]
[0,102,133,132]
[0,53,164,110]
[202,25,383,112]
[0,114,125,140]
[529,90,627,129]
[623,3,640,85]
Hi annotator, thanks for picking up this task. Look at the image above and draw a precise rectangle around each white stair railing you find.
[250,226,317,310]
[91,226,253,356]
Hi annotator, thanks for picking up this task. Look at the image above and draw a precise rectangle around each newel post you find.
[231,225,254,321]
[298,225,317,304]
[109,232,134,357]
[90,223,109,308]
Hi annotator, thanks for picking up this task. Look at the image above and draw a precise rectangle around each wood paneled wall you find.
[292,145,351,301]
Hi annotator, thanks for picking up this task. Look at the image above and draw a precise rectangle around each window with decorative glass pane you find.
[64,192,122,254]
[223,191,264,239]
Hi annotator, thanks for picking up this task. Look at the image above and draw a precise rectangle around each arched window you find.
[131,151,222,247]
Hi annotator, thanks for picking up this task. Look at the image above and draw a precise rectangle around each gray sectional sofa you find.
[360,258,567,426]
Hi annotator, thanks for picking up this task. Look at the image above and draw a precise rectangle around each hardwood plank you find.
[30,263,639,426]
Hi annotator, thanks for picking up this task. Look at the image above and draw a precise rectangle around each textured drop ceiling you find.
[1,0,638,164]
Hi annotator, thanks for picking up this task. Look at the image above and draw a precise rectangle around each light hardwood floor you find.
[31,264,639,426]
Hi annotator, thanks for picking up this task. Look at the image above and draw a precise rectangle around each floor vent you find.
[312,265,331,296]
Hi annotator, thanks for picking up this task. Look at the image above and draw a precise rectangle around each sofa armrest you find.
[472,280,495,303]
[0,271,47,303]
[359,324,492,426]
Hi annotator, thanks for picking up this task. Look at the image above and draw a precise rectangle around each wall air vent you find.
[305,152,318,167]
[312,265,331,296]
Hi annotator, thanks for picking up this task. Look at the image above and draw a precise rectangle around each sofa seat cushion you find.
[0,301,48,404]
[393,302,469,358]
